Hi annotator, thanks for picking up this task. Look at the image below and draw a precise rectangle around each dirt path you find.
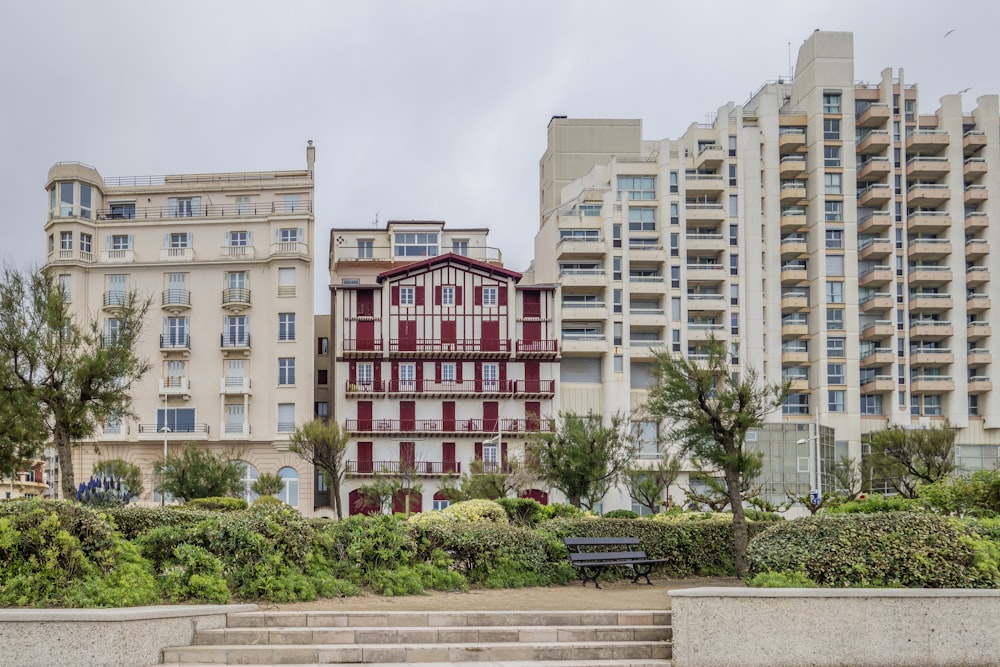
[268,577,743,612]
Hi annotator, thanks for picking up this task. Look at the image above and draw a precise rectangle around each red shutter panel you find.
[416,286,425,306]
[374,362,382,389]
[391,362,399,391]
[435,361,442,383]
[455,286,463,305]
[475,361,482,391]
[416,362,424,390]
[474,286,483,305]
[500,362,507,391]
[456,362,463,383]
[435,285,442,305]
[474,442,483,461]
[391,286,400,306]
[499,285,508,306]
[349,362,356,384]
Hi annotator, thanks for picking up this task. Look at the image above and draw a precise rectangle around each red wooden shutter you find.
[357,441,373,474]
[456,362,463,383]
[415,286,425,306]
[435,285,442,305]
[500,362,507,391]
[474,286,483,305]
[499,285,508,306]
[349,362,357,386]
[474,442,483,461]
[526,401,541,430]
[357,401,372,430]
[441,320,456,344]
[475,361,482,390]
[391,362,399,391]
[391,285,400,305]
[416,362,424,390]
[442,442,456,473]
[454,286,463,305]
[374,362,382,389]
[435,361,442,382]
[443,401,455,432]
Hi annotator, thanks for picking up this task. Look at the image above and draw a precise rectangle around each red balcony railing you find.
[346,460,461,475]
[516,339,558,353]
[346,380,555,395]
[389,338,511,352]
[342,338,383,352]
[346,418,555,434]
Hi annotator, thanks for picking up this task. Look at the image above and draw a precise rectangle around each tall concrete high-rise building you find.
[534,31,1000,508]
[43,144,317,510]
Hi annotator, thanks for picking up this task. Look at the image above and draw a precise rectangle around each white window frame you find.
[278,357,296,386]
[278,313,296,341]
[441,362,456,383]
[482,362,499,391]
[399,362,416,391]
[357,362,374,390]
[482,287,497,307]
[400,286,415,306]
[442,286,455,306]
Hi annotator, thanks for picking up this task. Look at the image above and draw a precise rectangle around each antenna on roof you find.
[372,212,379,228]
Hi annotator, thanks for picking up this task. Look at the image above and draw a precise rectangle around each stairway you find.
[158,608,672,666]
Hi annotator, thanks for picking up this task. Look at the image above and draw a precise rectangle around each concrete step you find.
[164,661,671,667]
[224,610,670,629]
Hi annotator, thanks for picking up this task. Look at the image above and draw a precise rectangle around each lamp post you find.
[160,390,170,506]
[795,424,822,505]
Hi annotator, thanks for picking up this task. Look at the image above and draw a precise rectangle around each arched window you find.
[278,466,299,507]
[240,462,258,503]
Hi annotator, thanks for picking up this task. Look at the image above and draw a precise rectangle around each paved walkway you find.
[269,577,743,612]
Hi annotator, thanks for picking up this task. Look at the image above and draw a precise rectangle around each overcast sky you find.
[1,1,996,313]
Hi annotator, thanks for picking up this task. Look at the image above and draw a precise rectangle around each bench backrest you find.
[563,537,641,548]
[568,550,649,564]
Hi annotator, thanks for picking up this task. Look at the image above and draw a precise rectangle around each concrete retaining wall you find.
[670,587,1000,667]
[0,604,256,667]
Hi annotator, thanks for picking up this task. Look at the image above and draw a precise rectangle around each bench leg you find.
[580,567,603,589]
[630,564,655,586]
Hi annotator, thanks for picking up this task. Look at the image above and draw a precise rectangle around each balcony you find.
[695,143,725,169]
[909,349,954,366]
[160,247,194,262]
[784,378,810,392]
[909,321,954,340]
[628,242,665,261]
[907,266,952,287]
[687,323,726,341]
[860,349,894,368]
[102,291,130,313]
[221,423,251,438]
[781,320,809,338]
[220,376,252,395]
[963,130,987,155]
[858,184,892,207]
[685,203,725,222]
[159,334,191,353]
[516,339,559,358]
[964,157,988,179]
[907,184,950,207]
[221,287,252,312]
[562,302,608,321]
[685,234,726,253]
[687,293,726,312]
[629,307,666,326]
[909,293,953,313]
[965,239,990,259]
[558,238,607,258]
[389,338,511,357]
[907,239,952,261]
[95,199,313,221]
[780,236,807,257]
[861,375,895,392]
[906,129,949,154]
[967,322,992,340]
[342,338,383,357]
[966,293,991,314]
[966,266,990,287]
[778,128,806,154]
[220,245,256,260]
[859,265,893,287]
[965,185,988,205]
[780,264,808,284]
[858,157,892,180]
[857,130,890,154]
[780,181,807,204]
[159,377,191,398]
[967,377,993,394]
[512,380,557,397]
[910,375,955,392]
[859,237,893,261]
[907,211,951,234]
[628,274,665,289]
[965,211,989,232]
[559,269,606,287]
[138,423,209,439]
[906,156,950,179]
[345,417,556,437]
[781,350,809,365]
[161,289,191,314]
[856,103,891,128]
[778,155,806,177]
[99,249,135,264]
[780,207,807,232]
[861,320,894,340]
[858,210,892,235]
[968,349,993,367]
[346,460,462,477]
[220,333,251,350]
[561,334,607,355]
[859,293,893,313]
[780,292,809,312]
[686,263,727,284]
[270,241,309,258]
[685,173,726,194]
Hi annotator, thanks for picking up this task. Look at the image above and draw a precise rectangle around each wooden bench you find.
[563,536,669,589]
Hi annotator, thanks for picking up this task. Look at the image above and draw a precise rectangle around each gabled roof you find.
[376,253,522,283]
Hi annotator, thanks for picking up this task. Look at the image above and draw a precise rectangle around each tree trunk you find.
[568,494,581,507]
[55,424,75,500]
[332,477,343,519]
[724,467,748,578]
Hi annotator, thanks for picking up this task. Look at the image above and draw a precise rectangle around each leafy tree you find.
[0,267,151,497]
[525,411,635,509]
[93,458,144,498]
[251,472,285,497]
[154,444,244,502]
[438,458,536,502]
[918,469,1000,517]
[624,450,682,514]
[832,455,869,501]
[866,423,956,498]
[288,419,350,518]
[643,339,788,577]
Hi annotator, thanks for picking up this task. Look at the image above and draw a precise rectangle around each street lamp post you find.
[796,424,822,505]
[160,391,170,506]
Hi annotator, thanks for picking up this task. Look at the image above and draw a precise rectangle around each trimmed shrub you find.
[603,509,639,519]
[747,512,1000,588]
[252,495,285,508]
[543,503,585,520]
[496,497,546,526]
[314,514,417,583]
[825,494,921,514]
[443,499,508,523]
[746,570,818,588]
[186,497,248,512]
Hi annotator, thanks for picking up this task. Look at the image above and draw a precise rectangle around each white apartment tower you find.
[535,31,1000,507]
[43,144,317,510]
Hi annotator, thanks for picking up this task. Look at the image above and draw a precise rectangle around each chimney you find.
[306,140,316,175]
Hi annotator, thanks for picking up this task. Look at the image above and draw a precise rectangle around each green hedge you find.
[747,512,1000,588]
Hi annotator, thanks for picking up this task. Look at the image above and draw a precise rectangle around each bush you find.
[315,514,417,584]
[918,470,1000,517]
[825,494,921,514]
[443,499,508,523]
[543,503,585,520]
[747,512,1000,588]
[746,570,818,588]
[186,497,248,512]
[603,509,639,519]
[159,544,230,603]
[104,505,213,540]
[252,495,285,508]
[496,497,546,526]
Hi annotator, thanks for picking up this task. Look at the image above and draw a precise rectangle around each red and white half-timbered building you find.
[333,253,559,514]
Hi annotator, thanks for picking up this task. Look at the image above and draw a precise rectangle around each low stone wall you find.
[670,587,1000,667]
[0,603,256,667]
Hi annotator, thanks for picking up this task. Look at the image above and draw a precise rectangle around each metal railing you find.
[346,460,463,475]
[138,423,209,434]
[95,200,312,221]
[345,418,555,433]
[220,333,251,348]
[161,289,190,306]
[159,334,190,349]
[388,338,511,353]
[222,288,251,305]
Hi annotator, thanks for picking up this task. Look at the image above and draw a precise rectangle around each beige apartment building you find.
[533,30,1000,508]
[324,221,559,514]
[43,144,317,511]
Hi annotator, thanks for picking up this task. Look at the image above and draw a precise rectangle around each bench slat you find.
[563,537,640,547]
[569,551,649,563]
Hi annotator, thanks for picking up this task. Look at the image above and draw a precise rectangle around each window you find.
[239,463,258,503]
[277,467,299,507]
[278,228,299,243]
[823,118,841,140]
[824,145,841,167]
[156,407,196,433]
[60,231,72,250]
[228,230,250,246]
[828,390,846,413]
[58,274,71,301]
[164,316,190,347]
[613,256,622,281]
[482,363,499,391]
[671,266,680,289]
[315,401,329,419]
[278,358,296,385]
[628,207,656,231]
[282,194,301,212]
[234,196,250,214]
[828,363,845,384]
[861,394,883,416]
[356,362,373,389]
[617,176,656,200]
[826,281,844,303]
[826,228,843,248]
[452,239,469,255]
[613,289,622,314]
[110,234,132,250]
[633,422,659,459]
[277,403,295,433]
[394,232,438,257]
[670,233,679,257]
[441,362,456,383]
[80,233,92,254]
[278,267,296,296]
[169,232,190,248]
[317,369,328,385]
[357,239,373,258]
[827,308,844,330]
[612,224,622,247]
[278,313,296,341]
[729,194,738,217]
[669,172,678,194]
[399,363,416,391]
[826,255,845,276]
[109,201,135,219]
[223,315,248,346]
[441,286,455,306]
[824,173,842,195]
[317,337,329,355]
[823,93,841,114]
[827,337,845,358]
[728,135,737,157]
[730,284,739,306]
[782,394,810,415]
[670,202,679,225]
[482,287,497,306]
[399,286,415,306]
[169,197,200,217]
[59,182,73,216]
[613,355,623,373]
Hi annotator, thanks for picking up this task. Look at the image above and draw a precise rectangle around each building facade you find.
[326,222,559,514]
[43,144,317,510]
[533,31,1000,508]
